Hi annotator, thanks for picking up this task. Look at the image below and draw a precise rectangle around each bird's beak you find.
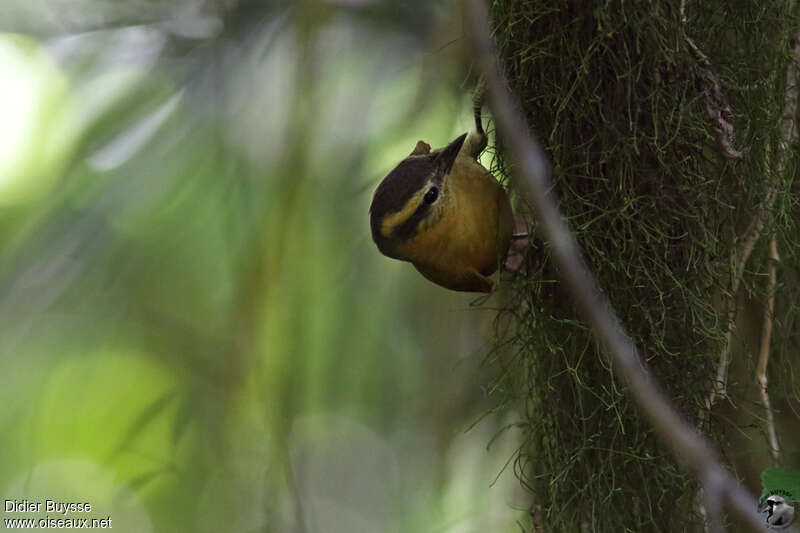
[435,132,467,175]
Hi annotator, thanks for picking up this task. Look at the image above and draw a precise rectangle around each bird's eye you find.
[424,186,439,204]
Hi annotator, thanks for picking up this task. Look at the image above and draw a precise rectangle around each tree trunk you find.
[489,1,800,530]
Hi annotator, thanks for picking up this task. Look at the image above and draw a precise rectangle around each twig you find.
[704,191,776,418]
[463,1,796,530]
[700,199,775,532]
[680,0,758,422]
[682,0,766,420]
[703,23,800,418]
[757,236,781,461]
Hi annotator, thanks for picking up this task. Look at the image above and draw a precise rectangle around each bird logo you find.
[759,467,799,529]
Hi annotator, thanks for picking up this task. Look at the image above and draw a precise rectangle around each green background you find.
[0,1,527,531]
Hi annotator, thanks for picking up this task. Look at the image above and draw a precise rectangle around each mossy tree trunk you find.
[489,1,800,531]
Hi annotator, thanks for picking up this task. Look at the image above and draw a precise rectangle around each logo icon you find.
[760,467,800,530]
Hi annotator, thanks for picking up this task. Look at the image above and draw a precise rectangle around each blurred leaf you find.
[119,468,169,496]
[171,393,194,449]
[109,391,176,460]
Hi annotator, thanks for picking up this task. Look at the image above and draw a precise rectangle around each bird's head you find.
[369,133,466,259]
[761,494,796,529]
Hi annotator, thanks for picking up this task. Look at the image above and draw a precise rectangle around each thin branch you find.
[704,189,776,417]
[700,199,775,531]
[678,7,768,430]
[757,236,781,461]
[748,28,800,460]
[682,0,768,423]
[463,1,796,531]
[703,24,800,418]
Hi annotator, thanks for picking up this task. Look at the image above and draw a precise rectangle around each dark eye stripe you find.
[392,201,432,241]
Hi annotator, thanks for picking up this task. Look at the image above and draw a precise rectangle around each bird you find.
[368,102,514,293]
[761,494,795,529]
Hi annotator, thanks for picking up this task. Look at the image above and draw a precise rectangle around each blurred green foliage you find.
[0,1,527,531]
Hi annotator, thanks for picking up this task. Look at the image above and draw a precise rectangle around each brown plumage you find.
[369,131,514,293]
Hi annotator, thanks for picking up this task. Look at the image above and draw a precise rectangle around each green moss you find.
[487,1,800,530]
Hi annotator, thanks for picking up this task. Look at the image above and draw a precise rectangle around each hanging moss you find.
[487,1,800,531]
